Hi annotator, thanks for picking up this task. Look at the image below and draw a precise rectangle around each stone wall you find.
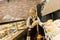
[0,0,40,22]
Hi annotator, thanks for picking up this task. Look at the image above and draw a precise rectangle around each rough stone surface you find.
[0,0,40,22]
